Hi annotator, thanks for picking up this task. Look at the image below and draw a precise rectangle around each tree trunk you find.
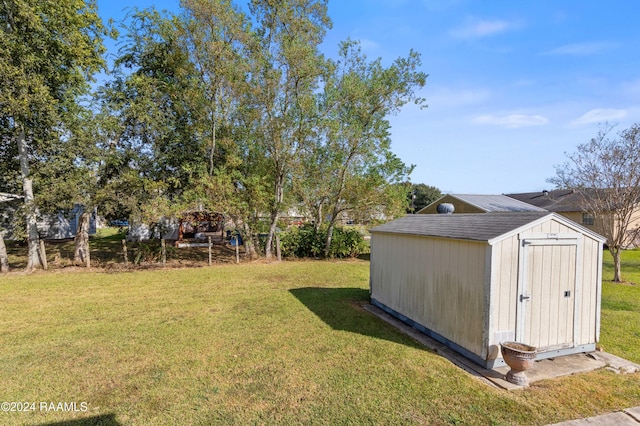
[324,217,337,258]
[265,210,278,259]
[611,247,623,282]
[242,223,257,260]
[0,234,9,272]
[17,126,44,271]
[313,203,322,234]
[265,170,285,259]
[74,211,91,267]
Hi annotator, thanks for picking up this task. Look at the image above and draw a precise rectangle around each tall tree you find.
[96,8,208,225]
[181,0,249,177]
[301,40,427,256]
[0,0,107,270]
[550,123,640,282]
[242,0,331,258]
[32,105,103,267]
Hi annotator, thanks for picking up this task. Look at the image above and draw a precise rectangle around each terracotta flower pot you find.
[500,342,537,386]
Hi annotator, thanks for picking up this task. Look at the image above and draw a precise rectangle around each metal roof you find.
[371,212,558,242]
[451,194,547,212]
[417,194,548,214]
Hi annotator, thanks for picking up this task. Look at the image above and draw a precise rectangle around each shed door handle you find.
[520,294,531,302]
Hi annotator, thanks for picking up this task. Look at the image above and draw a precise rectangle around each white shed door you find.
[517,238,579,350]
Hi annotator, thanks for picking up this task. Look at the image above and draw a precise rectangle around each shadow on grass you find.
[289,287,425,350]
[38,413,120,426]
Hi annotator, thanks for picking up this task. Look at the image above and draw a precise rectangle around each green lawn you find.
[600,249,640,363]
[0,258,639,425]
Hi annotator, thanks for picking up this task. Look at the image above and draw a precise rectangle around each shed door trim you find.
[516,235,582,350]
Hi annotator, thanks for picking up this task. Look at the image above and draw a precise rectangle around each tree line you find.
[0,0,434,270]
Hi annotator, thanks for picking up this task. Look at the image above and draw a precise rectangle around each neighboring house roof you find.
[505,189,587,212]
[370,212,605,244]
[417,194,547,214]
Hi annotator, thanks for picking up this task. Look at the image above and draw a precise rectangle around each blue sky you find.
[97,0,640,194]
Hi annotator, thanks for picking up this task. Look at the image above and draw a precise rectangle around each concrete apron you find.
[363,304,640,391]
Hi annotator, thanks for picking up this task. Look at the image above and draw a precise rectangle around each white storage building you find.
[370,212,605,368]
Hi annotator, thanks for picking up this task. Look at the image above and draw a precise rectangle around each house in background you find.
[0,193,23,238]
[505,190,596,227]
[0,194,96,240]
[417,194,547,214]
[38,204,97,240]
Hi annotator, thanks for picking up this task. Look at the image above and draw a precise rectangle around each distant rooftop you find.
[419,194,547,214]
[505,189,586,212]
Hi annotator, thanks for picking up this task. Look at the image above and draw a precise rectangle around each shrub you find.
[280,224,365,259]
[131,240,175,264]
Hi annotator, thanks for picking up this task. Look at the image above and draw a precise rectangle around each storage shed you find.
[370,212,605,368]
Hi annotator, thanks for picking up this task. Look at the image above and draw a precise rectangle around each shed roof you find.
[448,194,546,212]
[370,212,605,243]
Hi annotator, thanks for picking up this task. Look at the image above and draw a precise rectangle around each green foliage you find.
[293,39,427,257]
[280,224,365,258]
[131,239,176,264]
[409,182,442,212]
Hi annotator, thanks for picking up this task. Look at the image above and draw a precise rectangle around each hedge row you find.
[279,225,366,258]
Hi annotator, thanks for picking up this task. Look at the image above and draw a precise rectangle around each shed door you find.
[517,238,580,350]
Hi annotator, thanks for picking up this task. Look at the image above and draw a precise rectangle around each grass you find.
[0,260,639,425]
[600,249,640,363]
[0,239,639,424]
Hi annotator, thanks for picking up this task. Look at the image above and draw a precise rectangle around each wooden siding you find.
[577,235,602,344]
[489,231,519,345]
[370,233,487,357]
[489,217,601,355]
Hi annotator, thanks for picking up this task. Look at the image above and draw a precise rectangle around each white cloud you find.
[570,108,628,126]
[542,41,616,56]
[472,114,549,128]
[450,19,517,39]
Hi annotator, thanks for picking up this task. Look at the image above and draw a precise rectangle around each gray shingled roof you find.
[370,212,552,242]
[505,190,585,212]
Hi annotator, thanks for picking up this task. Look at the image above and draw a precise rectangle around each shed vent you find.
[436,203,455,214]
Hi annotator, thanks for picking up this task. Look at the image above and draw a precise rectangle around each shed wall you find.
[490,217,602,353]
[370,233,487,357]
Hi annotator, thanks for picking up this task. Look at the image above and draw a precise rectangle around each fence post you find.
[39,239,48,270]
[235,234,240,264]
[161,239,166,266]
[208,236,212,266]
[122,239,128,267]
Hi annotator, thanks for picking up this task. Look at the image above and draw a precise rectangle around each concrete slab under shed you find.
[364,303,639,391]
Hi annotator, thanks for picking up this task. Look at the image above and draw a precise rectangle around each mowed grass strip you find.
[600,249,640,363]
[0,261,639,425]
